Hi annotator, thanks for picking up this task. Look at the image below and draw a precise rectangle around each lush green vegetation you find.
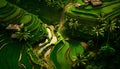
[0,0,120,69]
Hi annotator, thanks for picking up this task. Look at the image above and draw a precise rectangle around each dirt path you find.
[58,3,74,31]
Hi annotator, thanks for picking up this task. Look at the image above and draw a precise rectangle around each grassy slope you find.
[6,0,61,25]
[0,30,19,68]
[1,0,86,69]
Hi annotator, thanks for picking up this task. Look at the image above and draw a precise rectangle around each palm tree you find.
[1,0,120,69]
[0,0,48,69]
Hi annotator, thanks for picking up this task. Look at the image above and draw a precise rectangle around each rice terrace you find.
[0,0,120,69]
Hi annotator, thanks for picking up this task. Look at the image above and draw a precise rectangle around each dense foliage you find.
[0,0,120,69]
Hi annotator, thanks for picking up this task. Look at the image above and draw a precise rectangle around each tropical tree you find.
[0,0,120,69]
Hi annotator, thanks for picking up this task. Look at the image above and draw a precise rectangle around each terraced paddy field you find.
[0,0,120,69]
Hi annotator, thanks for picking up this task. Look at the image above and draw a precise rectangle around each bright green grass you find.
[3,7,21,21]
[66,6,100,22]
[101,1,120,19]
[20,14,32,24]
[0,29,32,69]
[68,40,84,61]
[0,6,16,18]
[66,0,120,21]
[57,41,71,69]
[0,30,21,69]
[50,41,63,69]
